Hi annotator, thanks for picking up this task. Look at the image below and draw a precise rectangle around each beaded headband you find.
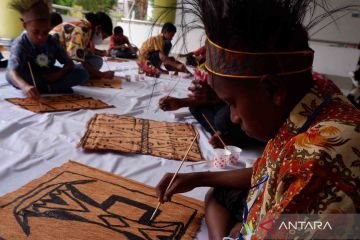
[205,37,314,79]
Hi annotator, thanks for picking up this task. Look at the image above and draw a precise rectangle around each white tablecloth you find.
[0,60,263,239]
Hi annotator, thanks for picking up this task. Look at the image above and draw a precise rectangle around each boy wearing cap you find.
[6,0,89,98]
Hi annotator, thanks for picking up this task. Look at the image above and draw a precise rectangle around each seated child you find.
[137,22,187,76]
[6,0,89,98]
[109,26,137,59]
[51,11,114,79]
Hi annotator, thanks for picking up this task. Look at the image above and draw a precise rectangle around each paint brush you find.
[27,62,43,110]
[147,77,158,111]
[186,160,213,167]
[148,131,199,224]
[201,113,228,149]
[104,57,112,71]
[154,77,181,113]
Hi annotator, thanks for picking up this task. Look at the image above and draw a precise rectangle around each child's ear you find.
[260,75,287,106]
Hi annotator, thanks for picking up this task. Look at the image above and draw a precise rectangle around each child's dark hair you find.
[161,22,176,33]
[183,0,356,52]
[85,11,113,36]
[114,26,123,35]
[50,12,63,27]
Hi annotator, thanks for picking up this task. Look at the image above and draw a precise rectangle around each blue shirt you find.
[7,32,71,85]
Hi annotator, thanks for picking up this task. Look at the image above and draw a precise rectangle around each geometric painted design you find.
[0,161,204,239]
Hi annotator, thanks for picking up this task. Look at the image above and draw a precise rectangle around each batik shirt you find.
[6,32,71,84]
[245,77,360,238]
[50,19,92,62]
[138,34,166,64]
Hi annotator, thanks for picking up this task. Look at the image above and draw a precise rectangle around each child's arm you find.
[81,61,114,79]
[93,48,108,57]
[7,70,39,98]
[125,37,135,53]
[159,96,201,111]
[111,37,135,52]
[156,168,253,203]
[163,56,188,72]
[111,45,127,50]
[42,61,74,83]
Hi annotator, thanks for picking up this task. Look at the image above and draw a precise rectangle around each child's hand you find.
[188,79,210,104]
[208,131,225,148]
[98,50,108,57]
[175,63,186,72]
[23,85,40,98]
[102,71,115,79]
[228,222,243,239]
[63,61,74,73]
[155,172,198,203]
[159,96,183,111]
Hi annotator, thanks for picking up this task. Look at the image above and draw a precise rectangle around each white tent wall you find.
[117,0,359,79]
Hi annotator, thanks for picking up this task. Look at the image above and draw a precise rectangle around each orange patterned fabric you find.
[85,76,123,89]
[246,78,360,238]
[0,161,204,239]
[105,57,129,63]
[6,94,113,113]
[79,114,203,161]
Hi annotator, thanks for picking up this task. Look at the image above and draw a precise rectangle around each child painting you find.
[6,0,89,98]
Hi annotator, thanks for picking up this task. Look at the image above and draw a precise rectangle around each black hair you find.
[114,26,123,35]
[50,12,63,27]
[181,0,357,52]
[85,11,113,36]
[161,22,176,33]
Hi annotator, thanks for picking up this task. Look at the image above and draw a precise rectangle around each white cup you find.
[226,146,243,166]
[139,73,145,81]
[160,83,171,92]
[130,74,139,82]
[125,75,131,82]
[213,148,231,169]
[179,72,190,78]
[169,71,176,78]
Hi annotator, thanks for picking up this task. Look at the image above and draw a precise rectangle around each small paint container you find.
[226,146,243,166]
[168,71,176,78]
[178,72,190,78]
[213,148,231,169]
[130,74,139,82]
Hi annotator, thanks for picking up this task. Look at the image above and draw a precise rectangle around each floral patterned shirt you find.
[50,19,93,62]
[246,77,360,238]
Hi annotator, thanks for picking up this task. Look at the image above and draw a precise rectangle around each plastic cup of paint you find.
[160,83,171,92]
[226,146,243,166]
[169,71,176,78]
[213,148,231,169]
[179,72,190,78]
[130,74,139,82]
[125,75,131,82]
[139,73,146,81]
